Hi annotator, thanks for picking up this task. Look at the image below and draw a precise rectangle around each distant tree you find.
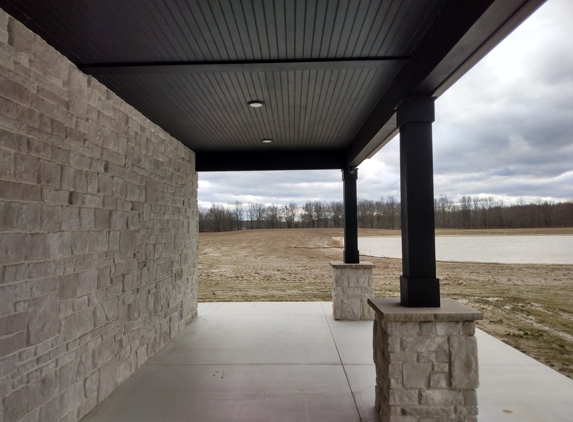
[303,202,315,227]
[459,196,472,228]
[254,203,266,229]
[231,201,244,230]
[265,204,280,228]
[246,202,257,229]
[284,203,298,228]
[330,201,344,228]
[386,196,399,229]
[312,201,326,228]
[536,199,554,228]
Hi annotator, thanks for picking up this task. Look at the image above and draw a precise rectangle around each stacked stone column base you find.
[368,298,483,422]
[330,262,375,320]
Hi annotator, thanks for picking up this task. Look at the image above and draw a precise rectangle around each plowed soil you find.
[198,228,573,379]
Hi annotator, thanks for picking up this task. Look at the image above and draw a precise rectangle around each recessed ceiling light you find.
[248,100,265,108]
[262,139,272,144]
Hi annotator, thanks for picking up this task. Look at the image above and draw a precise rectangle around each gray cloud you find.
[199,0,573,207]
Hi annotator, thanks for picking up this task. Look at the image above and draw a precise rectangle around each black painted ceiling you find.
[0,0,545,170]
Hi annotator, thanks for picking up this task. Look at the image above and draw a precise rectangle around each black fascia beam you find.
[195,150,346,172]
[79,58,407,76]
[417,0,546,97]
[345,0,496,167]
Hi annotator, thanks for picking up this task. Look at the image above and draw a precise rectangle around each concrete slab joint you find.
[330,261,375,320]
[368,298,483,422]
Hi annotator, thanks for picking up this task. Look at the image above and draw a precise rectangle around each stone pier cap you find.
[367,298,483,322]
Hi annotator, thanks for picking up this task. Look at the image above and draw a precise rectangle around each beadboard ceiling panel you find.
[94,62,403,152]
[0,0,545,170]
[5,0,442,63]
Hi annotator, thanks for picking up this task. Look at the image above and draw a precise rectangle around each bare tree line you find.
[199,197,400,232]
[199,196,572,232]
[434,196,573,229]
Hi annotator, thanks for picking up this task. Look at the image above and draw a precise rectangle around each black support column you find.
[396,97,440,307]
[343,167,359,263]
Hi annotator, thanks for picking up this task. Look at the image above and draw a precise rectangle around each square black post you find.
[396,97,440,307]
[343,167,359,263]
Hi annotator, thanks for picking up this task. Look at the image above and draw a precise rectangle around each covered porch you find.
[0,1,561,420]
[81,302,573,422]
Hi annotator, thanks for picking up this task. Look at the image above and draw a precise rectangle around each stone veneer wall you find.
[0,9,198,422]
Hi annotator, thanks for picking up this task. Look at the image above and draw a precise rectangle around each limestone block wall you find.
[0,9,198,422]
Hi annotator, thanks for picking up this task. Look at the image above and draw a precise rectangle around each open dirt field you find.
[198,227,573,379]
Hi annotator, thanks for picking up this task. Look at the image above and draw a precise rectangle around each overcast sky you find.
[199,0,573,209]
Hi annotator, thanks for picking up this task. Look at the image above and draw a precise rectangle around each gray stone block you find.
[401,336,448,353]
[0,233,25,264]
[7,17,34,55]
[0,330,26,356]
[71,231,89,255]
[0,180,41,202]
[94,209,110,229]
[419,322,436,336]
[462,321,475,336]
[403,362,432,388]
[42,188,69,205]
[38,160,61,188]
[341,299,361,320]
[61,207,80,230]
[119,230,134,261]
[41,205,62,231]
[47,232,72,258]
[384,322,420,337]
[89,231,108,253]
[388,389,418,405]
[463,390,478,406]
[436,322,462,336]
[85,370,99,398]
[28,293,60,345]
[450,336,479,389]
[420,389,463,406]
[0,312,27,337]
[59,381,83,419]
[0,201,17,231]
[0,147,14,179]
[61,166,75,190]
[70,153,91,171]
[17,203,41,231]
[430,373,449,389]
[38,397,60,422]
[68,66,87,119]
[97,355,118,400]
[25,233,49,261]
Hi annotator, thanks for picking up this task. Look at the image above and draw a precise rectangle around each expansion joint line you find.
[323,311,363,422]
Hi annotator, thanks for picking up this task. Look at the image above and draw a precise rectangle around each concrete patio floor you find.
[81,302,573,422]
